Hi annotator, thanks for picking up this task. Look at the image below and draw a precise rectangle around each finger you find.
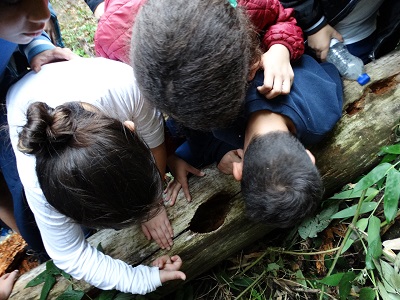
[178,179,191,202]
[187,165,205,177]
[160,270,186,283]
[332,31,343,42]
[236,149,244,159]
[141,224,151,241]
[169,182,182,205]
[171,255,183,268]
[151,229,166,249]
[320,48,329,62]
[165,218,174,240]
[281,80,291,94]
[7,270,18,282]
[154,228,171,250]
[152,255,171,268]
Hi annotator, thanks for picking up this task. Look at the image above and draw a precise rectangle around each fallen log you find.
[9,49,400,299]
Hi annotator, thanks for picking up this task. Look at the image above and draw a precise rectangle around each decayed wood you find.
[311,49,400,195]
[0,233,27,276]
[9,50,400,299]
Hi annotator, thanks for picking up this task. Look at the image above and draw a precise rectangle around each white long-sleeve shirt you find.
[6,58,164,294]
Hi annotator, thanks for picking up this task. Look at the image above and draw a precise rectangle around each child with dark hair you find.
[240,132,322,227]
[131,0,304,131]
[165,55,343,228]
[6,58,185,295]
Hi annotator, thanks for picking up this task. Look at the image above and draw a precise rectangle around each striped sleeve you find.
[19,31,55,64]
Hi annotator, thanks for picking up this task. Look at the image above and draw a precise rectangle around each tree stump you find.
[9,49,400,299]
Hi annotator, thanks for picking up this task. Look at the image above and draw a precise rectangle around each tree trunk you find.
[9,50,400,299]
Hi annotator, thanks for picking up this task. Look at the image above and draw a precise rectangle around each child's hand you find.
[165,155,205,205]
[152,255,186,283]
[308,24,343,61]
[30,47,78,72]
[217,149,243,175]
[0,270,19,300]
[141,206,174,250]
[257,44,293,99]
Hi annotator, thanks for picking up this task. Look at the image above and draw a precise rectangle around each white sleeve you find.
[7,113,162,295]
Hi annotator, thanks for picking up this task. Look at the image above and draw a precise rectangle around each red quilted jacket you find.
[94,0,146,64]
[95,0,304,64]
[239,0,304,60]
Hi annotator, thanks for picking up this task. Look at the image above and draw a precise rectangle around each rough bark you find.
[9,50,400,299]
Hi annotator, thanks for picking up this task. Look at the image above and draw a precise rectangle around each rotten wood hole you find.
[189,192,232,233]
[346,74,399,116]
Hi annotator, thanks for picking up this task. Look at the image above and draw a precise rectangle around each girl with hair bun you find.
[6,58,185,295]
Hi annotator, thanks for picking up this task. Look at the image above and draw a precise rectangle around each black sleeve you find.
[84,0,104,13]
[279,0,327,35]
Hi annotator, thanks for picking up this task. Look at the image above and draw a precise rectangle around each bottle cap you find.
[357,73,370,85]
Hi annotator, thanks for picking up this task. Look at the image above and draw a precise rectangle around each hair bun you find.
[18,102,77,156]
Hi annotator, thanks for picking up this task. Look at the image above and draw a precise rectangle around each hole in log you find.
[368,75,398,95]
[189,193,232,233]
[345,97,365,116]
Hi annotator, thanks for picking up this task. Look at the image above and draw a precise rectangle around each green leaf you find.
[378,279,391,299]
[381,144,400,155]
[338,271,356,300]
[353,163,392,192]
[97,242,104,253]
[380,260,397,293]
[232,277,254,287]
[113,293,137,300]
[295,269,307,287]
[298,204,339,239]
[380,153,398,164]
[25,270,48,287]
[359,287,376,300]
[329,188,378,200]
[384,168,400,222]
[95,290,118,300]
[40,274,56,300]
[341,218,368,254]
[60,270,71,280]
[319,273,344,286]
[366,216,382,269]
[391,273,400,291]
[56,288,85,300]
[46,260,63,276]
[330,202,378,219]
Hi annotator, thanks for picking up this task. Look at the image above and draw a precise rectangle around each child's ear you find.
[123,120,135,132]
[305,149,316,165]
[232,160,243,181]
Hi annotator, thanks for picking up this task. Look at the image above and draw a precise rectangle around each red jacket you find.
[95,0,304,64]
[239,0,304,60]
[94,0,146,64]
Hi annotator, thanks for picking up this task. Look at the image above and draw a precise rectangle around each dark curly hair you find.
[131,0,260,131]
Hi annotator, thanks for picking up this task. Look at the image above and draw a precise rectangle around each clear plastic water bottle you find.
[326,39,370,85]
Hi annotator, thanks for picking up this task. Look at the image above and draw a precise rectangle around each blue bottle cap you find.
[357,73,370,85]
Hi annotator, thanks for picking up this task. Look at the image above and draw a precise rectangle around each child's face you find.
[0,0,50,44]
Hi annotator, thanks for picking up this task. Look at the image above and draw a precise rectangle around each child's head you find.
[18,101,163,230]
[0,0,50,44]
[239,131,323,228]
[131,0,260,131]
